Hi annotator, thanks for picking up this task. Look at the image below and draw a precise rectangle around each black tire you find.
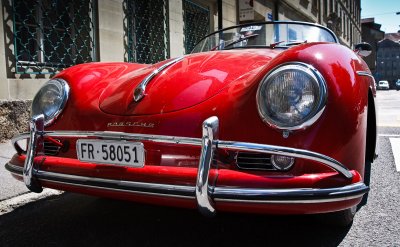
[319,205,357,227]
[358,160,372,208]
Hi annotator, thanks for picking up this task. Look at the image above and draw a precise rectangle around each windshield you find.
[191,22,337,53]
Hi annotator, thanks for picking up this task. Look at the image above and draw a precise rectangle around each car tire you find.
[358,160,372,208]
[319,205,357,227]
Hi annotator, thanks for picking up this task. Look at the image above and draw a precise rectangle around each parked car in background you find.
[377,80,390,90]
[5,21,377,227]
[396,79,400,91]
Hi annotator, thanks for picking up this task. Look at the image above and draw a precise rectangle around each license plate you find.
[76,140,145,167]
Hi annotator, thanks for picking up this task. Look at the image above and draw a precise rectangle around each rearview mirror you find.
[355,42,372,57]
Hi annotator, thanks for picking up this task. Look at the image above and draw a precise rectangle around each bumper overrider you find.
[6,115,369,216]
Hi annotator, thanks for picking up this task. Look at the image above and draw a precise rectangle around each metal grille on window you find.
[123,0,170,64]
[183,0,210,54]
[11,0,97,74]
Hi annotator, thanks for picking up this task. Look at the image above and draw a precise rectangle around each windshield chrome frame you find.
[191,21,339,53]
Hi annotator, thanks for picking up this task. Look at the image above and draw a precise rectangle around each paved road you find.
[0,90,399,246]
[376,89,400,127]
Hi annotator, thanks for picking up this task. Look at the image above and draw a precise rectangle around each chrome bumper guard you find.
[9,115,368,216]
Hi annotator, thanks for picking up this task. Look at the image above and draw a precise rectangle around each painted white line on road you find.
[0,189,63,216]
[389,138,400,172]
[379,134,400,137]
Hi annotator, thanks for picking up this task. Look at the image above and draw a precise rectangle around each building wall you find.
[98,0,125,62]
[222,0,236,27]
[377,39,400,86]
[170,0,185,57]
[0,3,49,100]
[361,19,385,74]
[0,0,126,100]
[237,0,361,48]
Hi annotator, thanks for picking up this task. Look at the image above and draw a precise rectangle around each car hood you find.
[99,49,281,116]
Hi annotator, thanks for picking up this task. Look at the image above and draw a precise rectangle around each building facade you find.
[361,18,385,75]
[237,0,361,47]
[376,33,400,88]
[0,0,362,141]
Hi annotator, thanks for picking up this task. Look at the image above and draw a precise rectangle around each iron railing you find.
[11,0,97,74]
[183,0,210,53]
[123,0,170,64]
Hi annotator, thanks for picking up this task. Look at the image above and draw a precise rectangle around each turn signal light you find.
[271,155,295,171]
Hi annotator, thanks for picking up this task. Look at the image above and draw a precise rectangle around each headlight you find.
[31,78,70,126]
[257,63,327,130]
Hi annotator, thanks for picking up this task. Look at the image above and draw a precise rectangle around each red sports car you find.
[6,21,377,226]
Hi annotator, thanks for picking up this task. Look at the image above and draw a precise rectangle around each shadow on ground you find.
[0,193,351,247]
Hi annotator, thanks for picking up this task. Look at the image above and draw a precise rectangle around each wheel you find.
[319,205,357,227]
[358,160,372,208]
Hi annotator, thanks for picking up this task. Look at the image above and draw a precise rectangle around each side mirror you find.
[354,42,372,57]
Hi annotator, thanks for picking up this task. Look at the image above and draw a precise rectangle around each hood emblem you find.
[133,56,184,102]
[107,121,155,128]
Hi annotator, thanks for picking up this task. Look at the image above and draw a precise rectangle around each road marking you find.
[389,138,400,172]
[0,189,63,216]
[379,134,400,137]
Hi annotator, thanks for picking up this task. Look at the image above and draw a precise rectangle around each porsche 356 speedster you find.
[6,21,377,226]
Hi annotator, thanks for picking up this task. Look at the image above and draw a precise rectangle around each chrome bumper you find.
[9,115,368,216]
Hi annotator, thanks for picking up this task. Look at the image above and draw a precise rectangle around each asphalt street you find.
[0,90,399,246]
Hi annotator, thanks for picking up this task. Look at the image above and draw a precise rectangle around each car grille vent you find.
[236,152,276,170]
[44,140,61,156]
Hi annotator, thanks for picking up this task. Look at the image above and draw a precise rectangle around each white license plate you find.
[76,140,145,167]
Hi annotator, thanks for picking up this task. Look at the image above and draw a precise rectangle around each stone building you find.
[361,18,385,75]
[237,0,361,47]
[0,0,362,141]
[376,33,400,87]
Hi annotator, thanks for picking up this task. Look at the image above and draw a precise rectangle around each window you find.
[12,0,97,74]
[183,0,210,54]
[123,0,170,64]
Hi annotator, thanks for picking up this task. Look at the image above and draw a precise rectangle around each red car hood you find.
[99,49,281,115]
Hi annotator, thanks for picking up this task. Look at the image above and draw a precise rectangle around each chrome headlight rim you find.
[256,62,327,131]
[32,78,70,126]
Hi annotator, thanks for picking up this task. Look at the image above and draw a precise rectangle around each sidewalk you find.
[0,140,29,200]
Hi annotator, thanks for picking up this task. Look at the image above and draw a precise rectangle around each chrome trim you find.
[32,78,70,126]
[217,140,353,179]
[356,71,376,83]
[5,162,194,199]
[12,131,202,153]
[11,116,360,216]
[193,21,339,51]
[12,127,353,179]
[133,56,184,102]
[5,162,368,204]
[23,114,44,193]
[256,62,328,131]
[213,182,368,203]
[236,153,275,171]
[36,169,195,199]
[196,116,218,216]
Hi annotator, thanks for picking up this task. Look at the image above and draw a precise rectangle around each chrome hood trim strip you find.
[133,56,184,102]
